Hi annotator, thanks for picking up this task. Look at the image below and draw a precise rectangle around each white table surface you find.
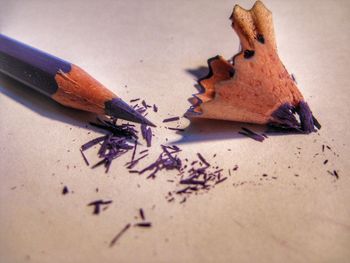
[1,0,349,262]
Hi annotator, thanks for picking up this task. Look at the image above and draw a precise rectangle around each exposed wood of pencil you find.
[186,1,304,124]
[53,65,115,114]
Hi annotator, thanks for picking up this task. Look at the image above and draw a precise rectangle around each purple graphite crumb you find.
[297,101,316,134]
[163,117,180,123]
[131,140,138,162]
[197,153,210,167]
[83,118,138,172]
[139,209,145,221]
[81,135,107,151]
[142,100,151,109]
[153,104,158,112]
[87,200,113,215]
[134,222,152,228]
[141,124,147,139]
[146,127,152,147]
[167,127,185,132]
[80,149,90,166]
[270,103,299,129]
[109,223,131,247]
[62,186,69,195]
[239,127,265,142]
[140,124,152,147]
[138,145,182,178]
[126,154,149,169]
[269,101,320,134]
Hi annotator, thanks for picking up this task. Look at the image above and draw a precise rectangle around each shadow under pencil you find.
[0,72,98,131]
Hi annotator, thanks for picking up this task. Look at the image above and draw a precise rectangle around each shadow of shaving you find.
[171,117,304,145]
[186,66,209,81]
[0,72,100,131]
[169,118,267,144]
[185,66,208,94]
[177,66,304,144]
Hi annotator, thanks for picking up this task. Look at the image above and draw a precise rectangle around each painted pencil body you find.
[0,34,154,126]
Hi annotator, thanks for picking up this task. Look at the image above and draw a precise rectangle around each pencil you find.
[0,34,155,127]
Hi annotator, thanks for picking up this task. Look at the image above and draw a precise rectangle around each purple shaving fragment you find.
[312,116,321,129]
[131,140,138,163]
[127,154,148,169]
[146,128,152,147]
[163,117,180,123]
[167,127,185,132]
[130,98,140,103]
[90,119,138,139]
[84,118,139,172]
[134,222,152,228]
[297,101,315,134]
[88,200,113,215]
[197,153,210,167]
[269,101,320,134]
[171,145,180,151]
[110,223,131,247]
[153,104,158,112]
[270,103,300,130]
[180,179,206,185]
[62,186,69,195]
[141,124,147,139]
[140,124,152,147]
[333,170,339,179]
[81,135,107,151]
[139,209,145,221]
[141,100,151,109]
[138,145,182,178]
[136,107,147,114]
[80,149,90,166]
[239,127,265,142]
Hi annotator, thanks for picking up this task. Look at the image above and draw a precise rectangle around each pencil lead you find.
[105,98,156,127]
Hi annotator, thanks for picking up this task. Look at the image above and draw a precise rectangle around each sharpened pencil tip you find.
[104,98,156,127]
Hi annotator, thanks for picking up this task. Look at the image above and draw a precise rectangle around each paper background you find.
[1,0,349,262]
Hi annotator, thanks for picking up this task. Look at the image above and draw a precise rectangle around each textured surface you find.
[0,0,350,263]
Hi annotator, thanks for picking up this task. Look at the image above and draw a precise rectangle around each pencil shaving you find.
[186,1,319,133]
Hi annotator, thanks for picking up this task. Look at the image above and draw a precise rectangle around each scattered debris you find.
[62,186,69,195]
[109,223,131,247]
[163,117,180,123]
[239,127,265,142]
[88,200,113,215]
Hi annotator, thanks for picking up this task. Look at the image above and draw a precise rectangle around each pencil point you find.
[105,98,156,127]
